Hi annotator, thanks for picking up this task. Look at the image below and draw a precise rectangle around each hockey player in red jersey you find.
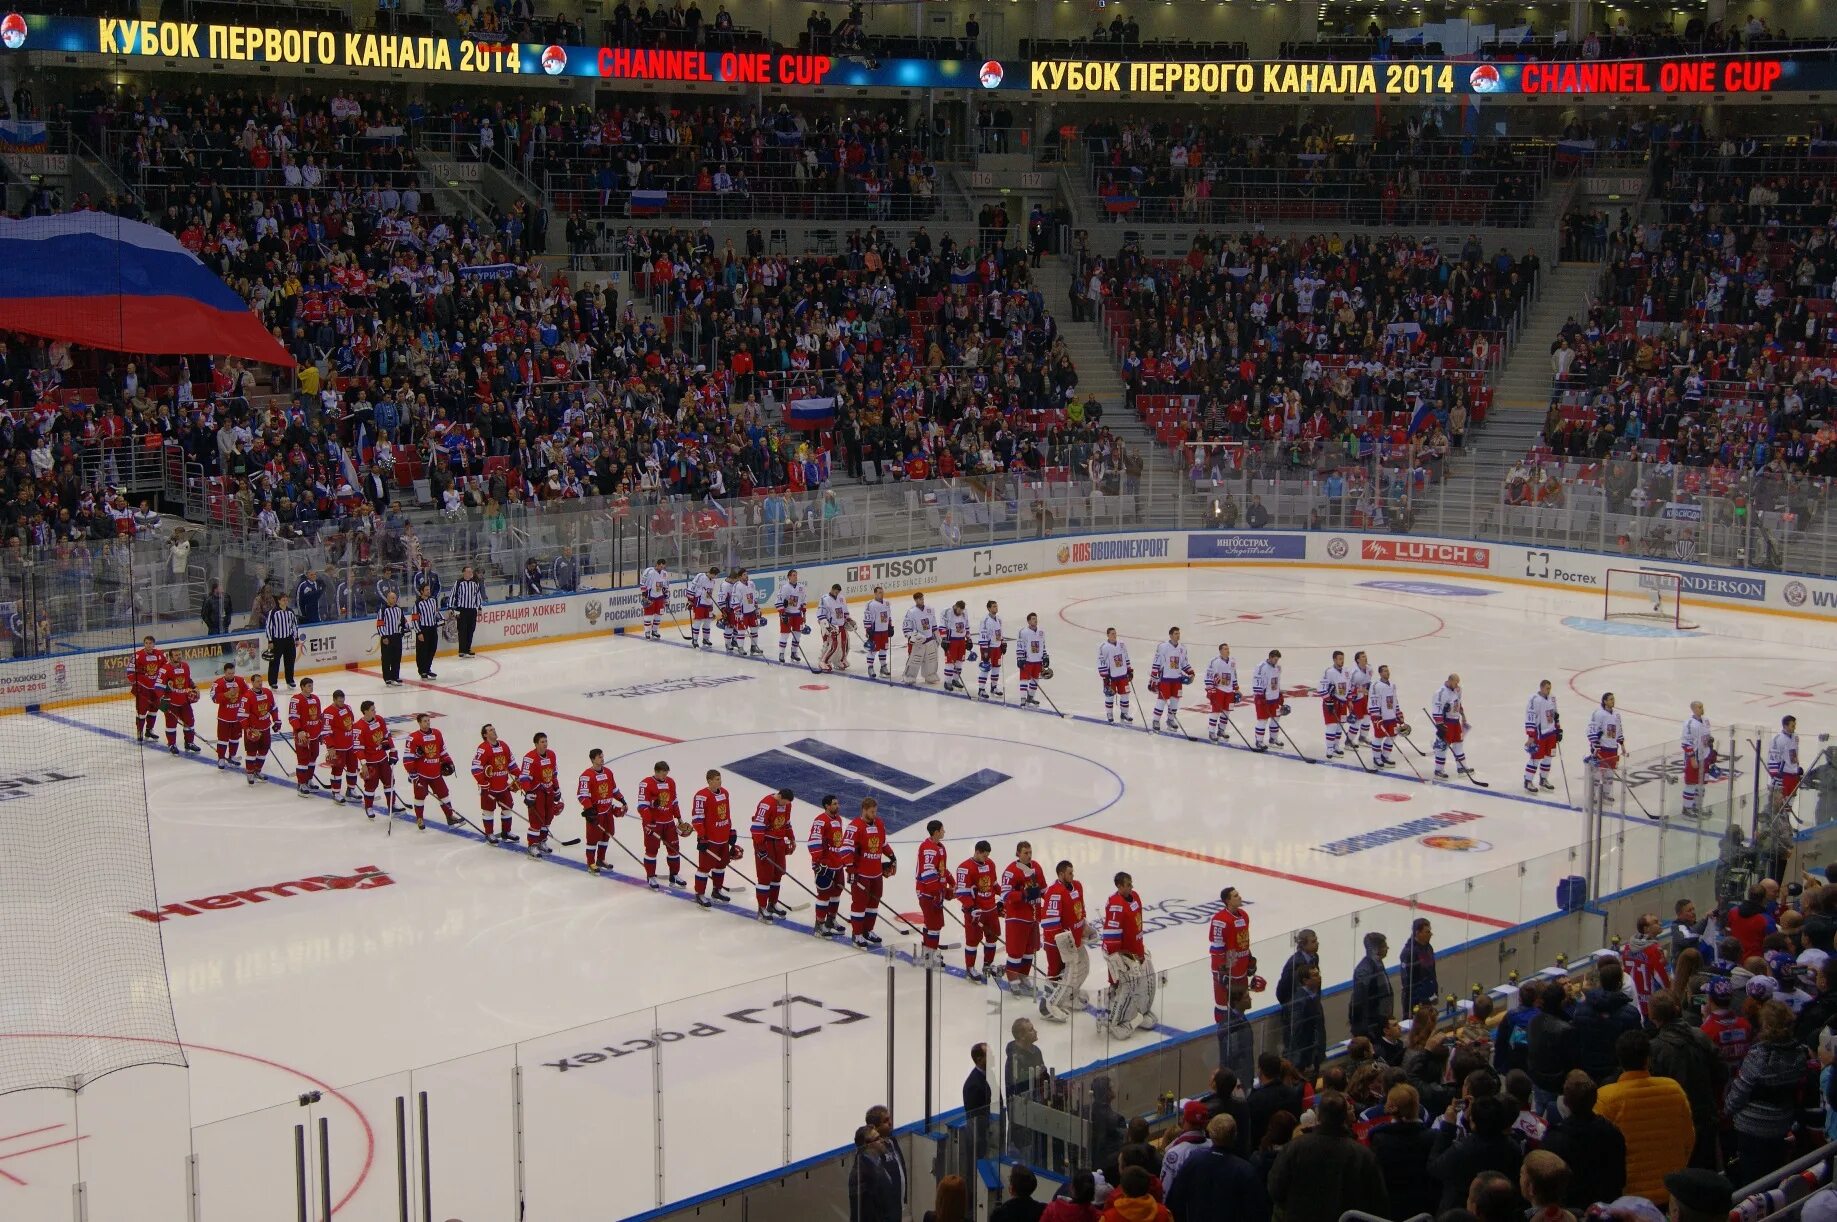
[1208,887,1255,1024]
[354,699,399,820]
[844,797,897,948]
[749,787,796,921]
[323,690,358,803]
[1039,861,1091,1021]
[577,748,627,873]
[690,768,741,906]
[131,635,166,741]
[157,655,201,755]
[807,794,849,936]
[914,820,952,965]
[518,732,563,858]
[240,673,281,785]
[287,677,323,795]
[1101,872,1157,1038]
[403,712,458,830]
[637,760,690,889]
[957,841,1001,981]
[1000,842,1047,993]
[209,661,249,770]
[471,725,516,843]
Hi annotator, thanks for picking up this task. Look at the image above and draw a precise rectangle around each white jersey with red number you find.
[1205,656,1240,696]
[729,580,759,616]
[902,604,936,639]
[1682,715,1713,761]
[472,740,513,791]
[639,566,670,601]
[1347,662,1373,709]
[1526,693,1559,738]
[1041,879,1088,943]
[1318,665,1349,703]
[1102,891,1145,957]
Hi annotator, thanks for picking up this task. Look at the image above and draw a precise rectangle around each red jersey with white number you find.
[691,786,732,841]
[288,692,323,736]
[210,675,250,722]
[355,715,394,764]
[843,816,890,878]
[403,728,450,780]
[808,810,848,867]
[471,740,513,792]
[577,766,624,814]
[1622,942,1672,1017]
[1102,891,1145,957]
[519,749,560,796]
[1702,1010,1752,1101]
[956,857,999,912]
[751,794,794,850]
[157,660,198,707]
[1001,860,1046,920]
[1041,880,1087,942]
[324,702,356,750]
[132,645,166,693]
[638,774,680,825]
[244,687,279,729]
[914,838,950,898]
[1209,906,1251,978]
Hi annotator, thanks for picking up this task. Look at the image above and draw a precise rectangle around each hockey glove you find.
[1025,883,1044,904]
[1525,737,1538,756]
[883,854,898,878]
[159,697,171,713]
[1555,727,1564,742]
[696,839,711,855]
[441,759,455,776]
[800,625,811,635]
[1433,723,1448,743]
[730,841,744,861]
[1042,652,1052,669]
[814,865,836,890]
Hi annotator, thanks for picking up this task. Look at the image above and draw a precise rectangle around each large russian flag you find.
[785,395,837,431]
[0,213,295,366]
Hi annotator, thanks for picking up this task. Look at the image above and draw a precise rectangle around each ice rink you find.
[3,562,1827,1219]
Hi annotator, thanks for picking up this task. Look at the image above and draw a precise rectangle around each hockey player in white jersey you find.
[1251,649,1286,752]
[977,602,1007,701]
[1345,650,1374,747]
[731,569,763,656]
[714,570,737,654]
[862,587,894,678]
[1369,665,1403,769]
[1768,714,1803,817]
[1317,651,1351,758]
[687,565,720,650]
[902,593,940,686]
[939,600,973,693]
[1016,614,1049,707]
[1203,644,1239,744]
[1430,674,1471,781]
[637,559,671,640]
[1524,679,1560,794]
[818,584,853,671]
[771,569,810,664]
[1586,693,1626,808]
[1681,701,1717,816]
[1097,628,1134,723]
[1148,627,1195,734]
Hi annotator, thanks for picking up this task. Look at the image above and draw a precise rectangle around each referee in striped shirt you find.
[264,593,299,688]
[450,565,486,658]
[376,592,407,686]
[413,583,446,680]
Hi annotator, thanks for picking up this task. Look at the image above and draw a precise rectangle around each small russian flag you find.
[785,395,837,431]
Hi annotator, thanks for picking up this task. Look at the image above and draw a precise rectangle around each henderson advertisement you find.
[0,13,1817,99]
[4,530,1835,710]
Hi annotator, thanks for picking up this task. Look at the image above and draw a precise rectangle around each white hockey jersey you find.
[1204,656,1239,696]
[1769,730,1802,779]
[863,598,893,635]
[1525,694,1559,738]
[1431,685,1465,726]
[940,608,970,641]
[714,577,734,614]
[1252,660,1282,699]
[819,591,850,627]
[1370,678,1400,723]
[1681,715,1712,760]
[902,605,937,639]
[639,565,670,600]
[1318,665,1349,703]
[688,572,716,609]
[730,579,759,614]
[1587,708,1625,754]
[1151,641,1193,682]
[1017,626,1046,663]
[1346,662,1373,705]
[1097,641,1132,679]
[772,581,807,616]
[978,615,1004,650]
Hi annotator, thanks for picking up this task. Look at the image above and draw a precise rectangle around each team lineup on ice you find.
[4,561,1824,1217]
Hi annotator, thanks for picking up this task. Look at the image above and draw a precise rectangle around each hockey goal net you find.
[1604,568,1698,630]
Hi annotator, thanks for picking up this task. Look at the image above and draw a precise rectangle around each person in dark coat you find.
[1540,1071,1627,1210]
[1571,959,1643,1083]
[963,1042,993,1177]
[1166,1113,1270,1222]
[1245,1052,1305,1152]
[1646,993,1724,1169]
[989,1163,1046,1222]
[1367,1083,1438,1220]
[1526,981,1577,1117]
[1284,964,1327,1076]
[1427,1093,1524,1214]
[848,1126,900,1222]
[1349,931,1394,1041]
[1267,1092,1388,1222]
[1399,918,1439,1008]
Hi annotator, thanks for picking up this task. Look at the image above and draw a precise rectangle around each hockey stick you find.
[1602,766,1659,820]
[1218,708,1255,750]
[1389,738,1428,782]
[719,855,812,914]
[1420,707,1489,787]
[1032,677,1067,718]
[1557,741,1576,808]
[1272,716,1316,764]
[1125,677,1153,734]
[787,632,824,676]
[534,801,582,847]
[1345,738,1379,774]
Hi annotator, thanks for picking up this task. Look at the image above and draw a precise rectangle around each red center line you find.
[1056,824,1514,929]
[351,668,683,744]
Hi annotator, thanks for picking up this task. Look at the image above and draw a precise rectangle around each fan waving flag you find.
[785,394,838,431]
[0,213,295,366]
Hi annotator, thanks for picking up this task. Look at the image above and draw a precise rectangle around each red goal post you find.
[1603,568,1698,630]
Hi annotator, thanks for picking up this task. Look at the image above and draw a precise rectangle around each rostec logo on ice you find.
[1678,573,1765,602]
[972,549,1030,579]
[0,768,84,802]
[541,995,868,1074]
[1055,538,1171,566]
[846,557,939,583]
[131,865,394,921]
[1361,540,1490,570]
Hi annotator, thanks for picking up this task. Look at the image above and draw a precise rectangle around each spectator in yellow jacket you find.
[1596,1030,1694,1207]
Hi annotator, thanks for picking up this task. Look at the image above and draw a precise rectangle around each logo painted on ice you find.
[132,865,395,922]
[724,737,1011,835]
[1421,834,1493,853]
[1358,581,1497,597]
[1316,811,1483,857]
